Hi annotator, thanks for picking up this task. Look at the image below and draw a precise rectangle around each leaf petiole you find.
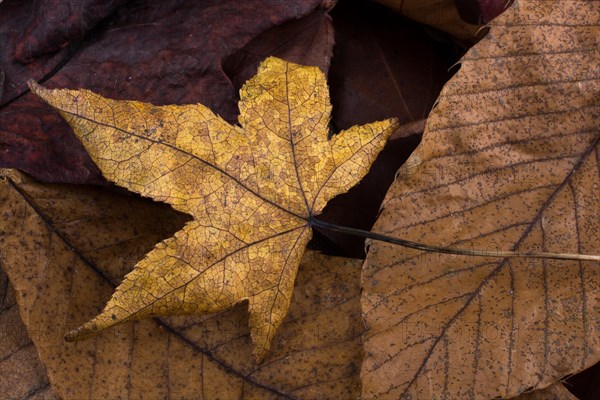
[310,218,600,262]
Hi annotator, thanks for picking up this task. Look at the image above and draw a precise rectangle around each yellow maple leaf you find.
[29,57,397,361]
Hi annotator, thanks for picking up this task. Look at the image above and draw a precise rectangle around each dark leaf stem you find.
[310,218,600,262]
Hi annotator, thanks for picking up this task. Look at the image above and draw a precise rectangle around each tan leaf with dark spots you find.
[361,0,600,398]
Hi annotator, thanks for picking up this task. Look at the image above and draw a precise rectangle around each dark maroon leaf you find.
[329,2,459,129]
[1,0,331,184]
[224,9,334,90]
[455,0,483,24]
[0,95,102,183]
[15,0,129,65]
[476,0,515,23]
[316,0,460,257]
[0,0,125,106]
[566,362,600,400]
[456,0,515,24]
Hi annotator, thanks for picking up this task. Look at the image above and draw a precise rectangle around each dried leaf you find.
[566,361,600,400]
[362,0,600,399]
[223,9,334,90]
[28,57,397,360]
[0,269,59,400]
[0,170,365,398]
[0,0,331,184]
[329,1,456,131]
[475,0,516,23]
[0,0,124,104]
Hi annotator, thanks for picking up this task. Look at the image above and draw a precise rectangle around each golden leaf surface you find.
[28,57,397,360]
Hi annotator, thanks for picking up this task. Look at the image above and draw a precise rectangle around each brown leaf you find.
[0,0,331,184]
[0,169,365,399]
[361,0,600,399]
[0,269,59,400]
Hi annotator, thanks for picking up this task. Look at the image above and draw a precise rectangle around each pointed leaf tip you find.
[64,323,97,342]
[27,79,41,93]
[27,80,53,102]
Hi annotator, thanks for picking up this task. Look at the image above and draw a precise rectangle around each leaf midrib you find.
[114,224,308,321]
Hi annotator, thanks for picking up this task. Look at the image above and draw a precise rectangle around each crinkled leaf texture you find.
[29,57,397,361]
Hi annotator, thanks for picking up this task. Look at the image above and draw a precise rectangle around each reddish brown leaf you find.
[14,0,129,64]
[0,0,124,106]
[316,0,458,257]
[566,362,600,400]
[456,0,516,24]
[372,0,482,40]
[476,0,515,23]
[361,0,600,398]
[223,9,334,90]
[0,0,331,184]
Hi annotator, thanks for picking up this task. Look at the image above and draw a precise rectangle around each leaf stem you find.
[310,218,600,262]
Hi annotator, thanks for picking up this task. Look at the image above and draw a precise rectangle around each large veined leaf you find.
[28,56,396,361]
[361,0,599,398]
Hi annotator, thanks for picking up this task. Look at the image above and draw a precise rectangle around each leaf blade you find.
[361,0,600,398]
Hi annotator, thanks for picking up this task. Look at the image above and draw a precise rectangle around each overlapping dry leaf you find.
[0,269,59,400]
[0,169,366,399]
[362,0,600,398]
[29,57,397,360]
[224,9,334,91]
[318,0,456,256]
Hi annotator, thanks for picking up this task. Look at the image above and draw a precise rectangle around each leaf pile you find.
[1,0,599,399]
[0,0,333,183]
[1,0,456,254]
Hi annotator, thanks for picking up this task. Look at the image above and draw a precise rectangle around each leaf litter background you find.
[0,0,598,399]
